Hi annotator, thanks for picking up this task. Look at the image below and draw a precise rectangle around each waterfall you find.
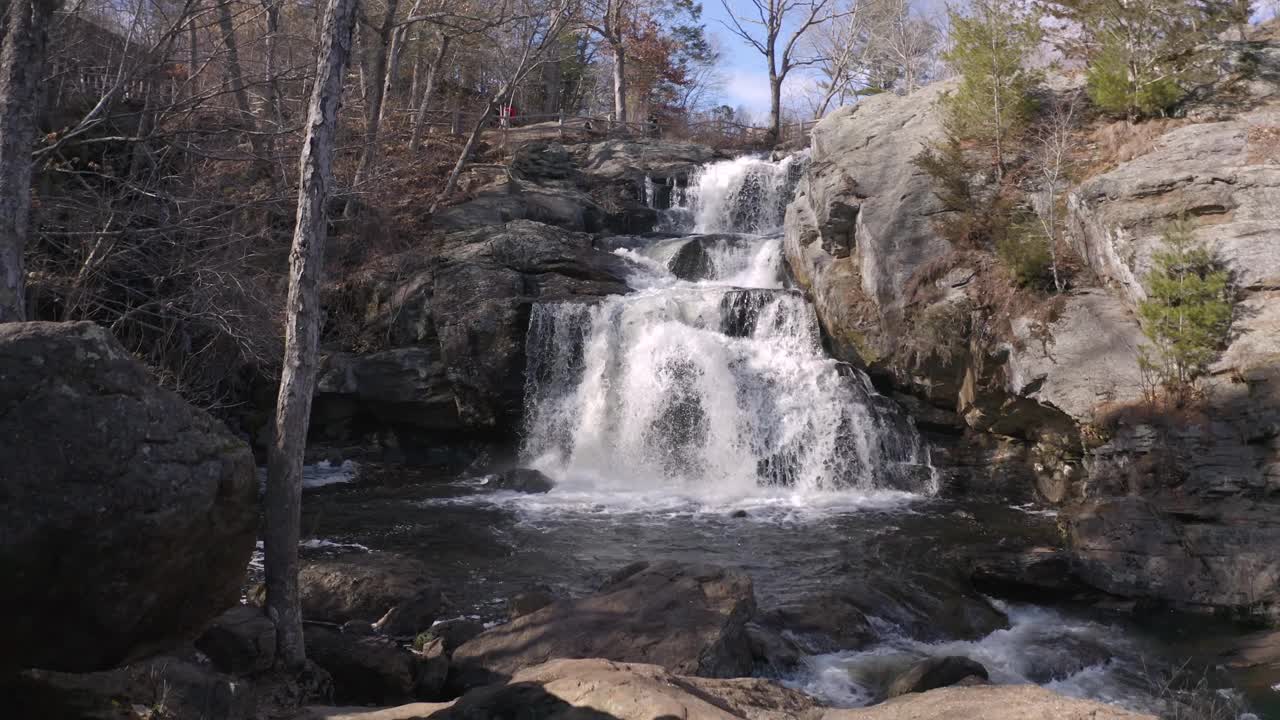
[658,152,809,235]
[519,153,932,499]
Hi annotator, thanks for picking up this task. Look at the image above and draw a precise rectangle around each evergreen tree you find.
[1137,219,1234,399]
[942,0,1044,179]
[1041,0,1241,118]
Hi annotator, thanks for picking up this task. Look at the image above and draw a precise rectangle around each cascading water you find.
[519,152,932,499]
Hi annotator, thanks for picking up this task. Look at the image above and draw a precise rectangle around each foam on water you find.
[795,602,1160,713]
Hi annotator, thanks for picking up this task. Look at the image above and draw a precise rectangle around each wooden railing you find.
[398,108,817,148]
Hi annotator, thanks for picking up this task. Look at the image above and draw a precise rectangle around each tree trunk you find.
[217,0,273,181]
[264,0,359,669]
[408,35,449,152]
[611,40,627,126]
[430,98,497,213]
[767,73,782,145]
[262,0,285,129]
[345,0,400,217]
[0,0,62,323]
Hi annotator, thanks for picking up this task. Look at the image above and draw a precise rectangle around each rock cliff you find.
[783,44,1280,618]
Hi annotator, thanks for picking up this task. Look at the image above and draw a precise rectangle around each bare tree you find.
[429,0,573,212]
[808,0,875,116]
[1032,93,1082,292]
[0,0,64,322]
[581,0,630,124]
[869,0,938,95]
[345,0,400,216]
[408,30,450,150]
[216,0,273,181]
[264,0,359,668]
[720,0,835,142]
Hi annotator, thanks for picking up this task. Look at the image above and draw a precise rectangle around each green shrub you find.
[996,214,1054,289]
[1086,37,1185,118]
[912,136,1015,250]
[1137,219,1234,400]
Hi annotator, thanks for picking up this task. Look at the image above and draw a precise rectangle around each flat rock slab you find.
[450,561,756,688]
[301,658,817,720]
[821,684,1156,720]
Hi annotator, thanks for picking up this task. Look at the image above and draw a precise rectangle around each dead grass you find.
[1082,117,1189,178]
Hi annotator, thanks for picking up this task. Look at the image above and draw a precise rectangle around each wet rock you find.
[745,622,803,673]
[821,684,1156,719]
[1219,628,1280,669]
[508,587,557,619]
[0,321,258,673]
[451,561,756,688]
[1021,634,1113,684]
[667,234,755,282]
[756,593,875,653]
[196,605,277,675]
[299,553,438,625]
[969,547,1094,602]
[886,656,989,698]
[668,235,714,280]
[1069,497,1280,618]
[305,627,419,705]
[375,589,443,638]
[434,658,819,720]
[488,468,556,494]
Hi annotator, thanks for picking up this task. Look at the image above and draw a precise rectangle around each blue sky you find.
[703,0,809,116]
[703,0,948,117]
[707,0,1280,117]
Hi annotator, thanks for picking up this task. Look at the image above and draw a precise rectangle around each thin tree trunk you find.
[262,0,284,129]
[379,0,422,126]
[430,98,497,213]
[188,3,199,100]
[217,0,273,181]
[0,0,62,323]
[345,0,400,217]
[408,35,449,152]
[264,0,359,669]
[611,40,627,125]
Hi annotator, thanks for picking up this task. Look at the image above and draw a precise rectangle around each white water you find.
[796,602,1160,712]
[519,153,931,503]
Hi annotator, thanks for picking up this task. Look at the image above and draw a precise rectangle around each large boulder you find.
[451,561,756,688]
[298,553,441,630]
[305,627,428,705]
[196,605,278,675]
[885,656,989,698]
[0,321,258,673]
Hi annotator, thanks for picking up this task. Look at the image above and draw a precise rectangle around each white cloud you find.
[723,68,774,115]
